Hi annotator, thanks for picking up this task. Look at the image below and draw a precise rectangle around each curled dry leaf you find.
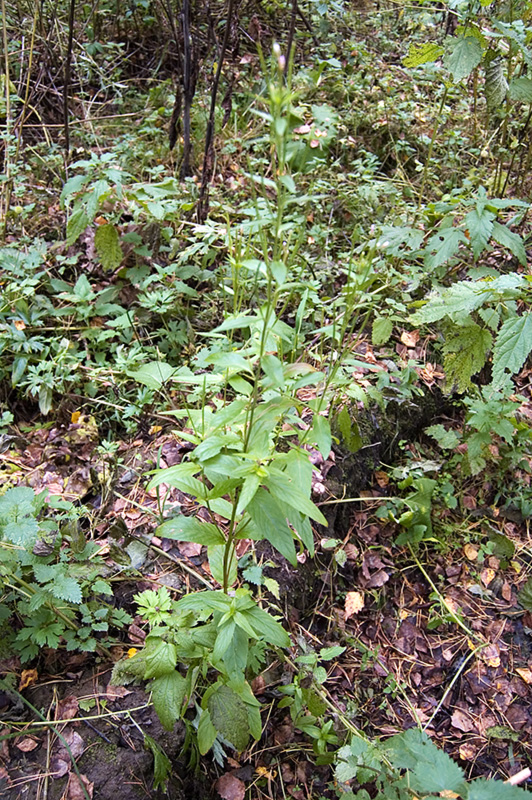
[215,773,246,800]
[464,543,478,561]
[62,772,94,800]
[15,736,40,752]
[345,591,365,620]
[57,696,79,720]
[400,330,419,348]
[19,668,38,691]
[515,667,532,685]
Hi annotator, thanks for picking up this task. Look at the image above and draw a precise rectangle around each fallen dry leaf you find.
[464,543,478,561]
[400,330,419,348]
[62,772,94,800]
[481,643,501,668]
[345,591,365,620]
[451,708,475,733]
[57,696,79,720]
[480,568,496,587]
[215,773,245,800]
[15,736,40,752]
[516,667,532,685]
[19,668,38,691]
[179,541,203,558]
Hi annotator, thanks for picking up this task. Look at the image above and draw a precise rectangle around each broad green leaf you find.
[157,516,225,546]
[509,76,532,103]
[127,361,176,390]
[66,208,89,245]
[310,414,332,459]
[207,684,250,751]
[94,223,123,271]
[211,313,259,333]
[197,709,217,754]
[204,351,254,373]
[265,469,327,525]
[378,226,424,257]
[320,645,346,661]
[150,671,187,731]
[484,55,508,110]
[247,489,297,565]
[372,317,393,346]
[464,208,495,260]
[411,281,486,325]
[424,227,468,270]
[443,324,492,393]
[236,474,261,515]
[143,734,171,790]
[208,544,237,587]
[212,620,236,661]
[488,532,515,559]
[425,424,461,450]
[49,575,82,604]
[403,42,444,68]
[444,36,483,82]
[222,626,248,676]
[517,577,532,611]
[492,314,532,388]
[491,221,527,266]
[335,406,363,453]
[467,779,531,799]
[245,605,290,648]
[143,638,177,679]
[11,356,28,387]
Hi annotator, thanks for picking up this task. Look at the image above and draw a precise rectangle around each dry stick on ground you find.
[197,0,237,220]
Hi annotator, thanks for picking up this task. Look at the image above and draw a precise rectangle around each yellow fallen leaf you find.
[19,668,38,691]
[464,543,478,561]
[516,667,532,684]
[71,410,81,424]
[345,591,364,620]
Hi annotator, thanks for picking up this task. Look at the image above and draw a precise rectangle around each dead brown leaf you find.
[464,544,478,561]
[451,708,476,733]
[179,541,203,558]
[516,667,532,684]
[61,772,94,800]
[215,773,245,800]
[15,736,40,752]
[19,668,38,691]
[57,696,79,720]
[400,330,420,348]
[345,591,365,620]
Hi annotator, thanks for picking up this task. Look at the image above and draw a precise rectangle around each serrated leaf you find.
[468,778,531,799]
[518,577,532,611]
[94,223,123,271]
[404,42,444,68]
[207,684,250,751]
[464,208,495,259]
[491,221,527,266]
[150,671,187,731]
[143,638,177,679]
[443,324,492,393]
[378,226,424,257]
[386,729,464,793]
[157,516,225,546]
[143,733,171,790]
[488,532,515,559]
[485,56,508,110]
[411,281,486,325]
[444,36,483,82]
[49,575,82,604]
[424,227,468,270]
[197,709,217,754]
[492,314,532,389]
[509,76,532,103]
[372,317,393,346]
[425,424,461,450]
[66,208,89,245]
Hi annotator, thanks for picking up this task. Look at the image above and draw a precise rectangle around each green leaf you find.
[11,356,28,387]
[444,36,483,82]
[265,469,327,525]
[49,575,82,604]
[467,779,532,799]
[247,489,297,565]
[66,208,89,246]
[335,406,363,453]
[491,221,527,266]
[127,361,176,390]
[464,208,495,260]
[372,317,393,346]
[157,516,225,546]
[488,532,515,559]
[309,414,332,460]
[517,577,532,611]
[207,684,250,752]
[143,638,177,679]
[143,734,171,790]
[245,605,290,648]
[425,424,461,450]
[197,709,217,754]
[411,281,485,325]
[236,474,261,515]
[150,671,187,731]
[94,223,123,271]
[386,729,464,793]
[378,226,424,257]
[509,76,532,103]
[403,42,444,68]
[443,324,493,393]
[319,645,346,661]
[492,314,532,389]
[484,55,508,110]
[424,227,468,270]
[208,544,237,587]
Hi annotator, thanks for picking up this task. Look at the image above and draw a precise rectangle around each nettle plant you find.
[0,487,130,661]
[111,50,342,755]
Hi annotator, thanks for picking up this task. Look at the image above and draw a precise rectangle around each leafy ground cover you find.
[1,1,532,798]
